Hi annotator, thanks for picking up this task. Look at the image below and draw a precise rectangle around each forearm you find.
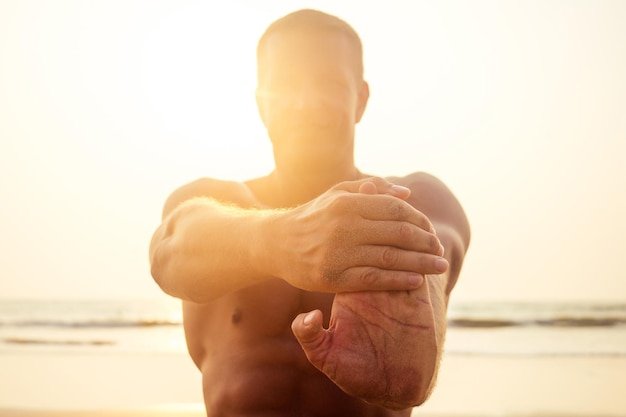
[421,273,448,400]
[414,227,461,403]
[384,274,448,410]
[149,198,280,303]
[389,219,465,408]
[382,275,447,410]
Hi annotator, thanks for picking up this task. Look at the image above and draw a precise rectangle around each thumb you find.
[291,310,330,361]
[358,181,378,195]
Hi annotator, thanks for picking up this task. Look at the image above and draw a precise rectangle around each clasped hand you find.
[275,177,447,293]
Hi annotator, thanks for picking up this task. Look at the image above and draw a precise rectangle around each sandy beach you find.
[0,410,205,417]
[1,351,625,417]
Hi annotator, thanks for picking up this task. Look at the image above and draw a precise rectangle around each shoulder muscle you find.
[389,172,470,249]
[162,178,258,219]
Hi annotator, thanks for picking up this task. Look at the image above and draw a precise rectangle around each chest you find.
[228,279,334,334]
[184,279,334,340]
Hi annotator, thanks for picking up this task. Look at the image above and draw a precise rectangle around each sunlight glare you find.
[140,3,272,180]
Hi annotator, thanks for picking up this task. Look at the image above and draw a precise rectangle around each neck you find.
[269,163,363,206]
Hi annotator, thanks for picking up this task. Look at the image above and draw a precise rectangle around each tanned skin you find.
[150,13,470,417]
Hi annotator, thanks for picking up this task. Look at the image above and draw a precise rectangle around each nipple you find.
[231,308,243,325]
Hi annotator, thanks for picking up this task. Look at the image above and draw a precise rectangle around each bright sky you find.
[1,0,624,302]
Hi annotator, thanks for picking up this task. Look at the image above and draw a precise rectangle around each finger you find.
[360,221,442,253]
[364,177,409,197]
[348,195,435,233]
[383,184,411,200]
[333,177,391,193]
[358,180,410,199]
[333,267,425,292]
[351,245,447,274]
[335,258,449,292]
[325,188,434,232]
[334,176,408,196]
[291,310,330,366]
[350,247,448,277]
[358,181,378,195]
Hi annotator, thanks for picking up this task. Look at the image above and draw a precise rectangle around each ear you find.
[255,88,268,128]
[355,80,370,123]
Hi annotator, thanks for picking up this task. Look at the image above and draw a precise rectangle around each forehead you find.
[258,31,360,79]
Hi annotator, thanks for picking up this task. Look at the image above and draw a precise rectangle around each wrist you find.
[249,209,286,280]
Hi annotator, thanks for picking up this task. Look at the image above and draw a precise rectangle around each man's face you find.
[256,31,369,171]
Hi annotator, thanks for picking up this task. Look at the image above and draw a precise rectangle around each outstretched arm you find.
[149,177,448,303]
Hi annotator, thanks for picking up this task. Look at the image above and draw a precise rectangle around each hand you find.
[272,177,448,293]
[291,283,438,409]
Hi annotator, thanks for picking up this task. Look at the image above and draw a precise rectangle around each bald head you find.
[257,9,364,81]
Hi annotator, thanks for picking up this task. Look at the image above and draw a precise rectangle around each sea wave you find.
[447,316,626,328]
[0,318,181,329]
[1,300,624,357]
[447,301,626,328]
[2,336,115,346]
[1,300,625,329]
[0,299,183,329]
[3,315,624,330]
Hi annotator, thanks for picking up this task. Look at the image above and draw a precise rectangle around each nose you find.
[290,83,324,111]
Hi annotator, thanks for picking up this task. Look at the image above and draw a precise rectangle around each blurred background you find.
[1,0,625,303]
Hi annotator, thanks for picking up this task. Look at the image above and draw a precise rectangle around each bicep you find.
[162,178,260,219]
[398,172,470,249]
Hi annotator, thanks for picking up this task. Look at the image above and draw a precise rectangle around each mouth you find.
[285,121,332,136]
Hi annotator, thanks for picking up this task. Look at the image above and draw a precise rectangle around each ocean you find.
[0,298,625,358]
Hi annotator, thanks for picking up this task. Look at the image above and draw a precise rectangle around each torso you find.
[183,282,398,416]
[175,172,458,417]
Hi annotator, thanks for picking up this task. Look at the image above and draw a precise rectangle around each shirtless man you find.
[149,9,470,417]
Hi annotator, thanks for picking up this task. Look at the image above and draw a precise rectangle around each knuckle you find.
[397,221,413,242]
[412,210,429,231]
[328,193,353,214]
[428,233,440,253]
[369,176,386,188]
[390,199,408,220]
[380,247,398,268]
[359,267,380,287]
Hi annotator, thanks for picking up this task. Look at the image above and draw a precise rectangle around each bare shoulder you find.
[162,177,259,219]
[387,172,470,250]
[388,172,470,294]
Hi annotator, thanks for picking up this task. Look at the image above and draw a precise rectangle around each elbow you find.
[409,382,434,409]
[375,349,439,410]
[149,208,197,301]
[149,235,218,304]
[149,205,217,303]
[150,237,178,298]
[380,377,434,411]
[150,253,168,293]
[149,230,187,300]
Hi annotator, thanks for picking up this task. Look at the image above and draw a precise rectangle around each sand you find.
[0,411,610,417]
[1,351,625,416]
[0,410,204,417]
[421,354,626,416]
